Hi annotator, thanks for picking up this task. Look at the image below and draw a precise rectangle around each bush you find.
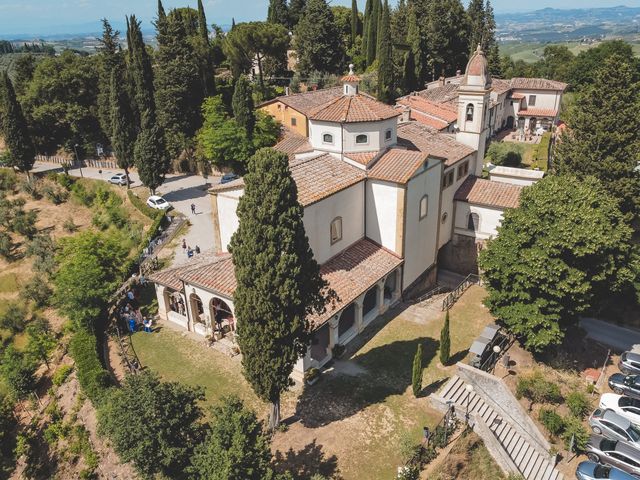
[70,182,96,206]
[0,168,17,192]
[0,231,12,259]
[0,301,28,333]
[485,142,523,167]
[532,133,551,171]
[127,190,159,219]
[1,346,36,400]
[538,408,565,436]
[41,183,69,205]
[68,330,112,404]
[20,180,41,200]
[566,391,591,419]
[21,277,53,308]
[516,371,562,406]
[10,209,37,238]
[26,234,56,277]
[49,173,74,191]
[62,217,78,233]
[52,365,73,387]
[562,415,589,452]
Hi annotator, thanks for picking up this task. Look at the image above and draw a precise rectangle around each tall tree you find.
[555,54,640,218]
[1,346,35,400]
[426,0,469,78]
[98,371,205,479]
[190,396,275,480]
[288,0,307,28]
[12,54,36,97]
[376,0,394,103]
[197,0,216,96]
[134,123,170,193]
[293,0,345,75]
[1,72,35,178]
[127,16,155,129]
[478,176,637,351]
[232,75,255,140]
[229,148,330,430]
[412,343,423,397]
[267,0,289,27]
[350,0,358,48]
[406,4,426,88]
[97,19,121,144]
[467,0,485,54]
[402,51,418,94]
[109,68,136,188]
[362,0,372,66]
[440,310,450,365]
[366,0,381,66]
[155,8,203,159]
[484,1,501,76]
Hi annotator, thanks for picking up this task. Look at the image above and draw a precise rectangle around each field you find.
[499,40,640,63]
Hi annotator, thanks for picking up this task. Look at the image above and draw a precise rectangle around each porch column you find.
[377,279,385,314]
[328,316,339,349]
[394,269,402,299]
[182,292,193,332]
[355,298,364,333]
[157,286,168,319]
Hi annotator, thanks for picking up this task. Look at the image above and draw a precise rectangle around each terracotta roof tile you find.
[491,78,513,95]
[290,153,366,205]
[345,151,379,166]
[341,75,361,82]
[309,238,403,327]
[517,107,558,117]
[148,254,221,290]
[262,87,343,116]
[509,92,525,99]
[454,176,523,209]
[509,77,568,91]
[179,255,236,298]
[397,122,474,166]
[368,148,428,184]
[273,127,312,161]
[396,96,458,123]
[309,94,399,123]
[416,84,460,105]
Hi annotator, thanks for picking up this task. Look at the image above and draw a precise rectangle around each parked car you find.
[576,460,639,480]
[108,173,131,186]
[601,394,640,427]
[220,173,239,184]
[146,195,171,210]
[609,374,640,400]
[620,352,640,376]
[590,409,640,444]
[586,435,640,477]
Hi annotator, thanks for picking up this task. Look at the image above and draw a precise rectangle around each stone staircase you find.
[437,375,564,480]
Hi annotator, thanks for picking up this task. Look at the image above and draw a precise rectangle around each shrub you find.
[68,330,112,404]
[516,371,562,407]
[532,133,551,171]
[21,277,53,308]
[0,231,12,259]
[62,217,78,233]
[41,183,69,205]
[0,301,28,333]
[26,234,56,277]
[52,365,73,387]
[50,173,74,191]
[20,180,41,200]
[485,142,523,167]
[127,190,159,219]
[566,391,591,419]
[10,209,37,238]
[562,415,589,453]
[0,168,17,192]
[538,408,565,436]
[1,346,36,400]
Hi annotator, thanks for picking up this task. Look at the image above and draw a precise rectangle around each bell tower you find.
[456,45,492,176]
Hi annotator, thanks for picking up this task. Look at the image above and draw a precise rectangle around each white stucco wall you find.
[453,201,506,240]
[183,282,235,330]
[515,89,563,111]
[343,118,397,153]
[303,181,365,264]
[217,189,242,252]
[308,120,343,154]
[366,180,400,254]
[403,159,442,288]
[438,154,475,249]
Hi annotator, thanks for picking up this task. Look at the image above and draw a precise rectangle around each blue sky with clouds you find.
[0,0,634,35]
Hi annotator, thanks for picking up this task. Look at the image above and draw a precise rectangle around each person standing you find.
[195,245,201,254]
[182,239,187,251]
[190,203,196,215]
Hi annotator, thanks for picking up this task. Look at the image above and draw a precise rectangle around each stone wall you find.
[437,234,480,276]
[402,264,437,300]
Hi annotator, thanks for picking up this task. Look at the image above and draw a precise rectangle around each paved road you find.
[37,162,218,263]
[580,317,640,353]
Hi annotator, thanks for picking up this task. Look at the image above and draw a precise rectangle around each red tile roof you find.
[345,151,379,166]
[261,87,343,116]
[509,92,525,100]
[396,96,458,123]
[308,94,400,123]
[310,238,403,327]
[368,148,428,184]
[273,127,312,161]
[341,74,361,82]
[454,176,523,209]
[179,255,236,298]
[509,77,568,91]
[517,108,558,118]
[148,254,225,290]
[397,122,474,166]
[491,78,513,95]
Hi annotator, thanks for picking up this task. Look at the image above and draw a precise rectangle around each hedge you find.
[127,190,160,220]
[532,133,551,171]
[69,330,112,404]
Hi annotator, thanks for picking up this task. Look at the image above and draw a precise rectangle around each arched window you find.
[468,213,480,231]
[323,133,334,144]
[419,195,428,220]
[466,103,474,122]
[330,217,342,244]
[355,134,368,144]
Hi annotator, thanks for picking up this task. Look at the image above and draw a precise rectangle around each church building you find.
[148,47,553,379]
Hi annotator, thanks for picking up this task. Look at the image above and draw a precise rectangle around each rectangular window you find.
[457,161,469,180]
[330,217,342,244]
[529,95,536,106]
[385,129,392,141]
[442,170,454,189]
[419,196,428,220]
[291,117,297,126]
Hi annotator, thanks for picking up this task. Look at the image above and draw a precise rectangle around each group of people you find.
[120,284,153,334]
[169,296,186,316]
[182,239,201,258]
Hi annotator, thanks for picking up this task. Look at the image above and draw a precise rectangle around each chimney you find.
[401,106,411,123]
[439,76,445,86]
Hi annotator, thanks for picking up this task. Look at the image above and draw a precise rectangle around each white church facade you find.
[149,47,552,379]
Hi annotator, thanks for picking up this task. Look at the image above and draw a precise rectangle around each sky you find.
[0,0,636,35]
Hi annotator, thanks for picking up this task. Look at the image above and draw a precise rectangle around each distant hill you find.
[497,5,640,24]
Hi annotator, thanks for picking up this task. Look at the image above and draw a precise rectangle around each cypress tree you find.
[350,0,358,48]
[412,343,423,397]
[377,0,393,103]
[407,4,426,87]
[440,310,451,365]
[267,0,289,27]
[402,50,418,94]
[362,0,372,66]
[109,68,136,188]
[467,0,485,54]
[157,0,167,27]
[197,0,216,96]
[1,72,35,178]
[97,19,121,143]
[127,16,156,129]
[366,0,380,66]
[231,18,236,30]
[229,148,329,430]
[232,75,255,140]
[288,0,307,28]
[134,124,169,194]
[484,0,501,76]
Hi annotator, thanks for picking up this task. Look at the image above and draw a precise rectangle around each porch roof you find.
[179,254,236,298]
[517,107,558,118]
[147,253,222,290]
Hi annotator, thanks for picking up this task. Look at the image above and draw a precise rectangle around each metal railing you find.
[414,285,445,305]
[442,274,480,311]
[478,332,515,373]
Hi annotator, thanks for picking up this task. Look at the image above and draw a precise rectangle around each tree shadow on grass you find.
[295,337,439,428]
[447,349,469,366]
[420,377,448,398]
[273,439,341,480]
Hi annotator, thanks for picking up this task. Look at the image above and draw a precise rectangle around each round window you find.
[441,212,448,224]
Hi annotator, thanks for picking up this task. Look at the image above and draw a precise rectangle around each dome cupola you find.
[461,44,491,91]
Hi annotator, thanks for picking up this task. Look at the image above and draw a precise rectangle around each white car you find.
[146,195,171,210]
[600,393,640,426]
[108,173,131,186]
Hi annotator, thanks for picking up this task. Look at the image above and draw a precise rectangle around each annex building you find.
[149,46,559,379]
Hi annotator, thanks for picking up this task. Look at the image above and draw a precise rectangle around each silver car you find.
[576,461,638,480]
[586,434,640,477]
[590,409,640,444]
[620,352,640,376]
